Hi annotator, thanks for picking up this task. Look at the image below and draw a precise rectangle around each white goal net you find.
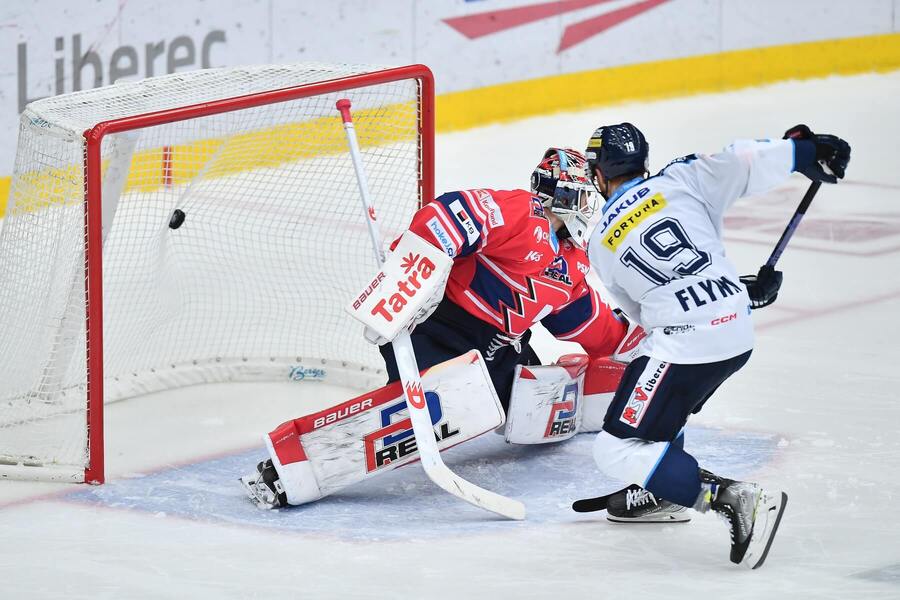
[0,63,432,482]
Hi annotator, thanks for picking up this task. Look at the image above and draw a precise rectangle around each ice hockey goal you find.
[0,63,434,484]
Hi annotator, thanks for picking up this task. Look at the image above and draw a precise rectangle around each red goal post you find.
[0,64,434,484]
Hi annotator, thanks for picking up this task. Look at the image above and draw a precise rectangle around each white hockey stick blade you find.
[422,459,526,520]
[394,335,525,520]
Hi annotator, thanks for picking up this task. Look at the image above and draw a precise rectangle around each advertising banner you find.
[0,0,898,187]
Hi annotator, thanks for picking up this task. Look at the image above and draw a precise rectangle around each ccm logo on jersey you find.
[620,360,669,428]
[544,382,579,437]
[711,313,737,326]
[363,392,460,472]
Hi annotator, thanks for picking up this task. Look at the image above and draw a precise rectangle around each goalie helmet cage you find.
[0,63,434,484]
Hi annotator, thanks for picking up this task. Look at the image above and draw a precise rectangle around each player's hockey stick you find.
[765,180,822,268]
[741,180,822,308]
[336,99,526,521]
[571,489,619,513]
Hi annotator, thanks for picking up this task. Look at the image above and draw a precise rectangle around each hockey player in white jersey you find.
[581,123,850,568]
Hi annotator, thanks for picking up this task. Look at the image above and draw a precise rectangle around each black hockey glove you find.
[739,265,783,309]
[783,124,850,184]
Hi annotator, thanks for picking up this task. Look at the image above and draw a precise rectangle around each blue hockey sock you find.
[643,443,701,507]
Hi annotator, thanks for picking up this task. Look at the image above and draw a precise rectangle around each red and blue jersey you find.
[397,188,626,359]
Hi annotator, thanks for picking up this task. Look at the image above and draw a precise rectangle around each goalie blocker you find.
[346,230,452,345]
[243,350,625,507]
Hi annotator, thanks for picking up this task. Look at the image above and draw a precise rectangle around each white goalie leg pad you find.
[610,309,647,363]
[505,354,588,445]
[581,357,627,433]
[264,427,323,506]
[265,350,504,506]
[592,430,669,487]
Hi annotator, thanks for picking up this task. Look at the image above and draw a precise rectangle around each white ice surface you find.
[2,72,900,599]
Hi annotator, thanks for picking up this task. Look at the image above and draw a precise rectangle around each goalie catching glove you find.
[346,231,452,345]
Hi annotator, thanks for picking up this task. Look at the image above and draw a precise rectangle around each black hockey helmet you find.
[584,123,649,181]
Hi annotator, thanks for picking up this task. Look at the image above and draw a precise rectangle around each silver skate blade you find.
[743,490,788,570]
[607,512,691,524]
[239,475,275,510]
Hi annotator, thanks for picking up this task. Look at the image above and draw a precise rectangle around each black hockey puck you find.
[169,209,185,229]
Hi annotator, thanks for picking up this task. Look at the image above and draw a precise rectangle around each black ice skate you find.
[239,459,288,509]
[606,484,691,523]
[701,471,788,569]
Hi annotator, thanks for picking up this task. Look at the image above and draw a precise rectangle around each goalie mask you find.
[529,148,597,248]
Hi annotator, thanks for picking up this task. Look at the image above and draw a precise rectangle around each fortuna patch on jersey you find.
[449,199,480,245]
[619,359,670,428]
[602,193,667,252]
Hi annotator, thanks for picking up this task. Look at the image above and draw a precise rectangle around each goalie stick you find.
[336,98,526,521]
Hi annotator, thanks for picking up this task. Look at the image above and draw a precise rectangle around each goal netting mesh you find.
[0,63,427,480]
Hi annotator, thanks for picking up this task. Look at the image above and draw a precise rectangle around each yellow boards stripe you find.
[436,32,900,132]
[122,102,418,192]
[0,177,9,217]
[603,193,667,252]
[3,32,900,219]
[2,102,417,218]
